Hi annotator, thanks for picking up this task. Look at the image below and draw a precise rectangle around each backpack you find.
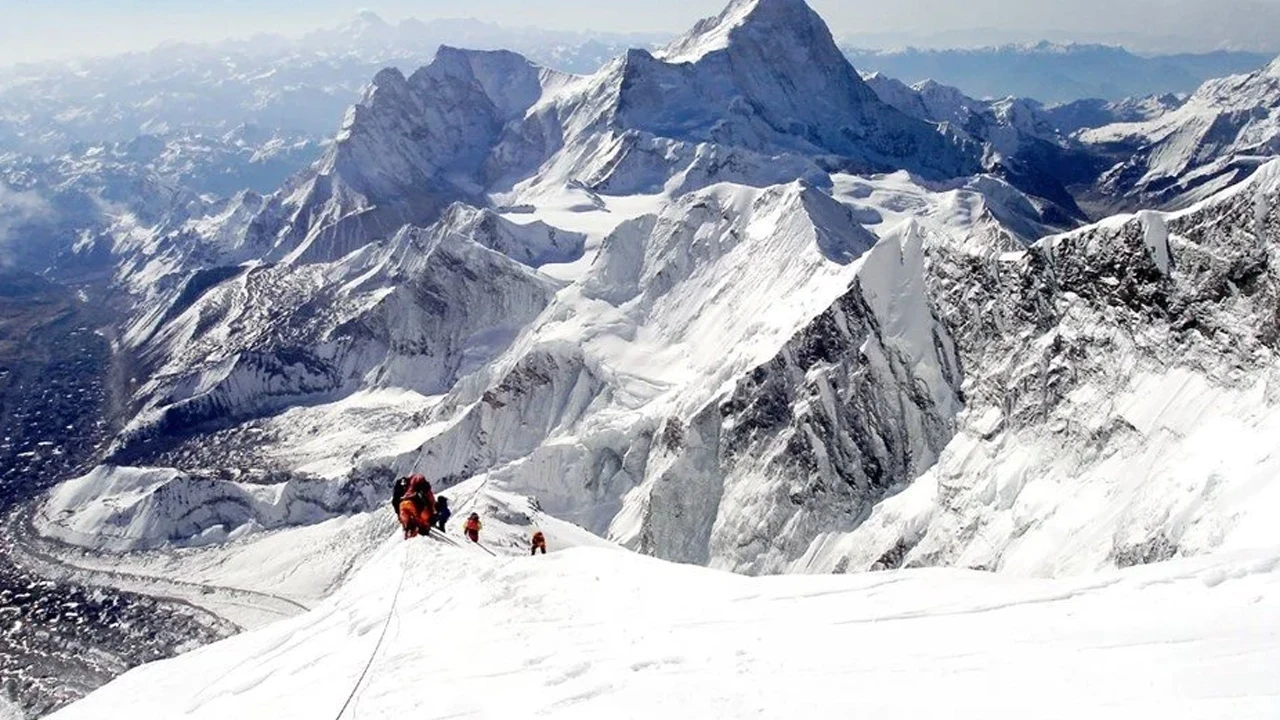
[405,475,433,511]
[407,475,424,499]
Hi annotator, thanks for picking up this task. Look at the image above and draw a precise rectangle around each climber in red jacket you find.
[464,513,482,543]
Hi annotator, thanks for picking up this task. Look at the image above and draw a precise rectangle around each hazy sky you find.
[2,0,1278,65]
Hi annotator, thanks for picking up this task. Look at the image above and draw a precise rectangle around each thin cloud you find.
[0,183,53,268]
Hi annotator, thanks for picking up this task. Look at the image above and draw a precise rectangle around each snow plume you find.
[0,183,52,268]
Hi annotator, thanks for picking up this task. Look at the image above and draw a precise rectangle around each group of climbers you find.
[390,475,547,554]
[392,474,434,539]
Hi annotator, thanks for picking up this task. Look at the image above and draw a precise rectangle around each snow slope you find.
[27,475,611,628]
[50,540,1280,719]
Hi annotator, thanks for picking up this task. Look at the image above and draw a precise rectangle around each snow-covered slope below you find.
[50,540,1280,719]
[29,475,609,628]
[1082,57,1280,208]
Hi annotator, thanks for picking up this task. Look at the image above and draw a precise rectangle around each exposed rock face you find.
[628,224,963,572]
[809,159,1280,576]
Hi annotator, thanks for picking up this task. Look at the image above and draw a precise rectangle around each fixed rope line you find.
[333,545,410,720]
[455,476,491,514]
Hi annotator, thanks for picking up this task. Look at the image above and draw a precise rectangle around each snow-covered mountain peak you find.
[431,202,586,268]
[251,45,566,265]
[358,67,410,107]
[352,9,388,28]
[419,46,552,117]
[212,0,998,270]
[912,78,973,105]
[575,0,980,183]
[304,8,400,49]
[1267,54,1280,77]
[657,0,828,64]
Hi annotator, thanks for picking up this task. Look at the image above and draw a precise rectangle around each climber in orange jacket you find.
[397,474,435,539]
[398,495,419,539]
[531,531,547,555]
[464,512,482,544]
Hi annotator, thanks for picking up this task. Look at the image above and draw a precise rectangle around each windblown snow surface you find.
[49,536,1280,720]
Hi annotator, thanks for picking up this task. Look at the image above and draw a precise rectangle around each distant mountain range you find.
[0,12,1272,165]
[845,43,1273,103]
[0,13,665,156]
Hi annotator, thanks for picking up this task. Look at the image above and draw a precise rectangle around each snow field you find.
[50,538,1280,720]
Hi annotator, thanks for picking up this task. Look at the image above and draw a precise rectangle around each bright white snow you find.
[49,538,1280,720]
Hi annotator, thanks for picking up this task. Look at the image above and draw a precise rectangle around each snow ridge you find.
[801,157,1280,575]
[658,0,826,64]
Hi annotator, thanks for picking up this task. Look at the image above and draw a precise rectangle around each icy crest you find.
[657,0,824,64]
